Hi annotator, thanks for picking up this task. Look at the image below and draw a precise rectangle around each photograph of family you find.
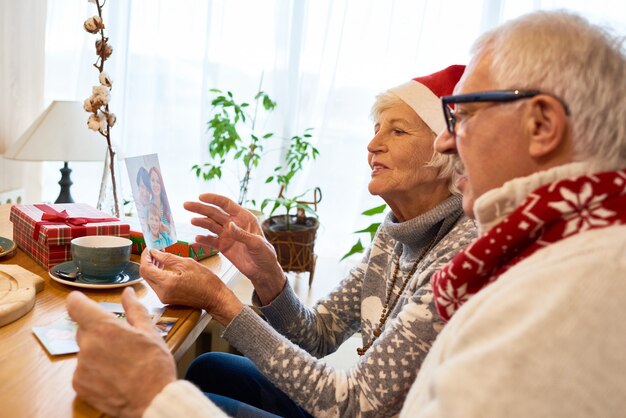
[125,154,177,250]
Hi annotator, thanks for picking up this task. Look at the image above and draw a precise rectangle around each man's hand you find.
[67,288,176,418]
[140,249,244,324]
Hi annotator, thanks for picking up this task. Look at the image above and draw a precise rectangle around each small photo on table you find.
[125,153,177,250]
[32,303,165,356]
[155,316,178,338]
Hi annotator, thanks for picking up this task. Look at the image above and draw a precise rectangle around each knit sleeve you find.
[253,247,371,358]
[144,380,229,418]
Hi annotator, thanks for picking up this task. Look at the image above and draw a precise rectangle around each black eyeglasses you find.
[441,90,571,134]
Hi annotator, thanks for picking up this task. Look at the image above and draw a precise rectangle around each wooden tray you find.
[0,264,45,327]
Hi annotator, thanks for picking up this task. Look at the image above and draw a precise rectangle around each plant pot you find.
[262,215,319,286]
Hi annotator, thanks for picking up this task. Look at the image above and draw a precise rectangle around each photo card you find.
[125,154,177,250]
[33,303,166,356]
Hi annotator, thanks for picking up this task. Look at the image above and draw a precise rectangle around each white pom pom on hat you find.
[388,64,465,134]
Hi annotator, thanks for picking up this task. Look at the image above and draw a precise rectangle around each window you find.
[42,0,626,258]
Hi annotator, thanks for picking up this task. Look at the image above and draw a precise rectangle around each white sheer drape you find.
[0,0,46,203]
[37,0,626,259]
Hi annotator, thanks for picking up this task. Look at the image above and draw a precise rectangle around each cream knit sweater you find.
[401,163,626,418]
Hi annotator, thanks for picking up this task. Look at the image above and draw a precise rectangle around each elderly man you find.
[66,10,626,418]
[401,10,626,418]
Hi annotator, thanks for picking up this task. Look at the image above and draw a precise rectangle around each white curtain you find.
[38,0,626,259]
[0,0,46,204]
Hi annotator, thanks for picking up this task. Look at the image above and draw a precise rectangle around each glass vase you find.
[97,146,123,218]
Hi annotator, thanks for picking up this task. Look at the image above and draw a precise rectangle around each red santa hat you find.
[388,64,465,134]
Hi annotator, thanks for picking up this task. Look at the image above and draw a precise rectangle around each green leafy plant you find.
[261,128,321,230]
[192,88,277,206]
[341,203,387,260]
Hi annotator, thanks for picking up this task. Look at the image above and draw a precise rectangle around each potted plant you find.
[194,87,322,284]
[192,88,277,207]
[260,130,321,285]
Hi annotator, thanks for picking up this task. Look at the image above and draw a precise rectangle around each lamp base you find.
[55,162,75,203]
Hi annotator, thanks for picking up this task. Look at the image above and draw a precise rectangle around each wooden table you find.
[0,204,238,417]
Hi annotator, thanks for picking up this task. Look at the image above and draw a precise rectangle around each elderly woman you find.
[78,65,475,418]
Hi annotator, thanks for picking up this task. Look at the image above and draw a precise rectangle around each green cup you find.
[71,235,132,282]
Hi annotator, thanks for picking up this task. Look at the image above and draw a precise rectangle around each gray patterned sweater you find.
[222,195,477,417]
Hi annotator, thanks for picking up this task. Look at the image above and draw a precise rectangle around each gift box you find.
[10,203,130,269]
[124,217,218,261]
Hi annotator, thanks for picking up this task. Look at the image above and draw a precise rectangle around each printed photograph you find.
[125,154,177,250]
[33,303,165,356]
[155,317,178,338]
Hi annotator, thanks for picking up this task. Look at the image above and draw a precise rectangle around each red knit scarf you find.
[432,169,626,322]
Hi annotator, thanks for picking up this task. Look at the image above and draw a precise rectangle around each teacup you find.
[71,235,132,282]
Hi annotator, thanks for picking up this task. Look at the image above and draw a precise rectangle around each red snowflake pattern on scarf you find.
[432,170,626,322]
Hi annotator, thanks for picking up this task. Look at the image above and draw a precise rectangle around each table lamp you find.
[3,101,108,203]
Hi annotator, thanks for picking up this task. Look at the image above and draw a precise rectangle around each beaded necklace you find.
[357,235,438,356]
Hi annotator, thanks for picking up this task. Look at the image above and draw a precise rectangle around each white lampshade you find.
[4,100,107,161]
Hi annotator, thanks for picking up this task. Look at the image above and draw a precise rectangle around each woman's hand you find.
[139,249,244,325]
[184,194,286,304]
[184,193,262,237]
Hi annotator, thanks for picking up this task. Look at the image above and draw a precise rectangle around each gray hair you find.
[472,11,626,171]
[370,91,458,194]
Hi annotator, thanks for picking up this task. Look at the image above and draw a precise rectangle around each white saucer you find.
[49,261,143,289]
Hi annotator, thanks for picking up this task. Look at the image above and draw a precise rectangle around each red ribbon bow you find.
[32,204,119,241]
